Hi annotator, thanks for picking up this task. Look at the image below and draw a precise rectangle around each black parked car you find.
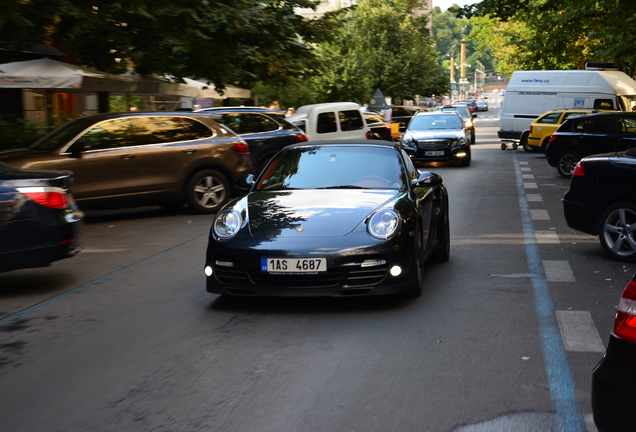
[204,140,449,298]
[592,273,636,432]
[0,112,253,213]
[401,111,471,166]
[0,161,83,272]
[545,112,636,177]
[563,148,636,262]
[195,107,308,173]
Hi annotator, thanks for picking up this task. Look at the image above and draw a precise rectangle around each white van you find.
[287,102,372,141]
[498,64,636,144]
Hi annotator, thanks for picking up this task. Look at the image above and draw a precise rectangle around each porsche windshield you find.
[256,145,407,191]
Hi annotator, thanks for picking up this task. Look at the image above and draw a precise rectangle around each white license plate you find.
[425,150,444,156]
[262,258,327,273]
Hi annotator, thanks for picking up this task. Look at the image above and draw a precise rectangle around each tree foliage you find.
[0,0,332,89]
[456,0,636,76]
[310,0,448,103]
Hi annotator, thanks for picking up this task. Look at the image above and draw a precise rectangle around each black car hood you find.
[245,189,399,238]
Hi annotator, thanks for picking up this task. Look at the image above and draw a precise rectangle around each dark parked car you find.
[475,101,488,111]
[545,112,636,177]
[389,105,423,133]
[0,112,253,214]
[364,112,393,141]
[592,273,636,432]
[401,111,471,166]
[204,140,450,297]
[195,107,308,173]
[0,161,83,272]
[563,148,636,262]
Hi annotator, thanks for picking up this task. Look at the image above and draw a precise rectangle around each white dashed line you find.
[543,260,576,282]
[530,209,550,220]
[526,194,543,202]
[556,310,606,353]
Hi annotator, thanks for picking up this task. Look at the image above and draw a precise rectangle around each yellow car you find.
[523,109,609,152]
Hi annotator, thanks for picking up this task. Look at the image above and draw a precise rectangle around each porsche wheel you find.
[432,208,450,262]
[404,224,424,298]
[599,202,636,262]
[186,169,230,214]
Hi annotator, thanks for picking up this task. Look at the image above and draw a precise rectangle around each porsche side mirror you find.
[411,171,443,188]
[236,174,255,190]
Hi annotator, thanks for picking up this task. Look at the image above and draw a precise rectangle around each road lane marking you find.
[535,231,560,244]
[556,311,606,353]
[513,152,585,431]
[543,260,576,282]
[524,182,538,189]
[526,194,543,202]
[531,209,550,220]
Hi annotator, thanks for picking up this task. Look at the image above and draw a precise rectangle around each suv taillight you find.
[548,134,557,143]
[571,161,585,177]
[614,276,636,343]
[295,134,308,143]
[231,140,250,153]
[18,187,69,209]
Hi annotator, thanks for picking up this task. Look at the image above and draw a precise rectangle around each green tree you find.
[310,0,448,102]
[0,0,331,89]
[457,0,636,75]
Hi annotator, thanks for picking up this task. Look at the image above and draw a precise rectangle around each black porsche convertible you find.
[204,140,450,297]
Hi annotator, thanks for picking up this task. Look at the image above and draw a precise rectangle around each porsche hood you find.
[244,189,400,238]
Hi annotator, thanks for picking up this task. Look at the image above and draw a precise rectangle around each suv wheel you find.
[186,169,230,214]
[599,202,636,262]
[557,151,580,177]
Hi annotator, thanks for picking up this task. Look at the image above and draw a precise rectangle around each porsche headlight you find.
[368,209,399,239]
[213,209,243,239]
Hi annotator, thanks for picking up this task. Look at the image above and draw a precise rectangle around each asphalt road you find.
[0,108,631,432]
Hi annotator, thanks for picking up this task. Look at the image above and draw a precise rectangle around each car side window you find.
[339,110,364,131]
[593,99,614,109]
[220,113,279,134]
[317,112,337,134]
[574,116,612,133]
[135,117,212,145]
[79,118,135,150]
[618,117,636,134]
[537,112,561,124]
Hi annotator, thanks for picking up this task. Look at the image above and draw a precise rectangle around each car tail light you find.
[529,125,534,134]
[231,140,249,153]
[614,276,636,342]
[548,134,557,143]
[18,187,69,209]
[571,161,585,177]
[295,134,308,143]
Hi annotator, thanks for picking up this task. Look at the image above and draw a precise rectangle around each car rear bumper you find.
[498,130,522,140]
[592,334,636,432]
[563,198,597,235]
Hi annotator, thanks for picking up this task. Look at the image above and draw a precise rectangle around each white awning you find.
[0,58,136,92]
[183,78,252,99]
